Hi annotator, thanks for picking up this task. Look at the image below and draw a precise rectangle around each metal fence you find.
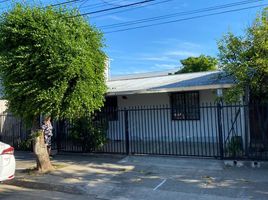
[57,103,268,160]
[0,114,30,150]
[0,103,268,160]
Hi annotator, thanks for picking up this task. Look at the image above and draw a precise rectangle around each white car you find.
[0,142,15,182]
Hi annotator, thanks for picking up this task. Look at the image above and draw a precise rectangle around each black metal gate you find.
[1,104,267,160]
[56,104,268,160]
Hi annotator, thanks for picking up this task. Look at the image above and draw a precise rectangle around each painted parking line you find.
[117,157,129,163]
[153,179,166,191]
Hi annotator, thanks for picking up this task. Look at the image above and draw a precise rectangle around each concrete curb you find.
[5,178,87,195]
[224,160,268,168]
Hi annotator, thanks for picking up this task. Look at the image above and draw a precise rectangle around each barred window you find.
[171,91,200,120]
[104,96,118,121]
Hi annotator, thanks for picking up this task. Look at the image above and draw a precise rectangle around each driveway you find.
[3,152,268,200]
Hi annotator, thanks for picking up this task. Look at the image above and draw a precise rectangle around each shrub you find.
[17,139,32,151]
[68,115,107,152]
[227,136,243,157]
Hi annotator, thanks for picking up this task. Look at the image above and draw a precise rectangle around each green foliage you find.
[218,7,268,103]
[31,129,43,138]
[68,115,107,152]
[0,4,107,122]
[226,136,243,157]
[175,55,218,74]
[17,129,42,151]
[17,139,32,151]
[221,88,243,104]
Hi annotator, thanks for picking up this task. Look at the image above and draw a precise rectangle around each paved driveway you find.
[4,152,268,200]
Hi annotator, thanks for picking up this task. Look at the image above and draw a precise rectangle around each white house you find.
[102,70,247,157]
[0,69,250,158]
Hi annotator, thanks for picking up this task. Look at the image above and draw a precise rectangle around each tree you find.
[0,4,107,172]
[218,7,268,103]
[218,7,268,150]
[175,55,218,74]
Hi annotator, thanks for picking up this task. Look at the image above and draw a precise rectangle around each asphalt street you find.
[0,185,100,200]
[2,152,268,200]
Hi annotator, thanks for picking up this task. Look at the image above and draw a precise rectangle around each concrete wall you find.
[106,90,245,149]
[0,100,23,145]
[0,100,9,137]
[0,100,8,114]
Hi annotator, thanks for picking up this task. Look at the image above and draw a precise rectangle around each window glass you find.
[104,96,118,121]
[171,91,200,120]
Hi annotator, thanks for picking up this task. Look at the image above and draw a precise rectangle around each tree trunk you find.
[32,117,54,172]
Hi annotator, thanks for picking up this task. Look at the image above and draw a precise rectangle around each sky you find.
[0,0,267,76]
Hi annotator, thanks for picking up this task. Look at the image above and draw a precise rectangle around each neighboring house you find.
[102,70,248,157]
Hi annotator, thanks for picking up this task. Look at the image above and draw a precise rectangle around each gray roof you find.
[107,71,234,95]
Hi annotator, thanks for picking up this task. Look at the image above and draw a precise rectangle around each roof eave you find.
[106,83,234,96]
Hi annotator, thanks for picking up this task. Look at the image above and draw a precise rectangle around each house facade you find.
[101,71,248,157]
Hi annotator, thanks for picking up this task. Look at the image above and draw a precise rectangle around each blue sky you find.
[0,0,267,76]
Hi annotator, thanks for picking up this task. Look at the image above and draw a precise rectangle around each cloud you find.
[153,63,178,69]
[112,64,179,76]
[139,56,177,62]
[152,38,182,45]
[152,39,202,50]
[112,69,149,75]
[165,50,199,57]
[94,15,127,22]
[107,39,204,76]
[108,55,174,62]
[181,42,202,49]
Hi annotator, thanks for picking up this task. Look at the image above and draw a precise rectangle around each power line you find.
[46,0,82,8]
[67,0,157,18]
[77,0,90,9]
[100,0,262,29]
[0,0,82,13]
[99,0,126,7]
[0,0,156,18]
[92,0,173,19]
[79,0,126,11]
[1,0,164,16]
[104,3,267,34]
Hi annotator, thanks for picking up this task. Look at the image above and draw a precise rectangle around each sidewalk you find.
[10,151,127,196]
[5,151,268,200]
